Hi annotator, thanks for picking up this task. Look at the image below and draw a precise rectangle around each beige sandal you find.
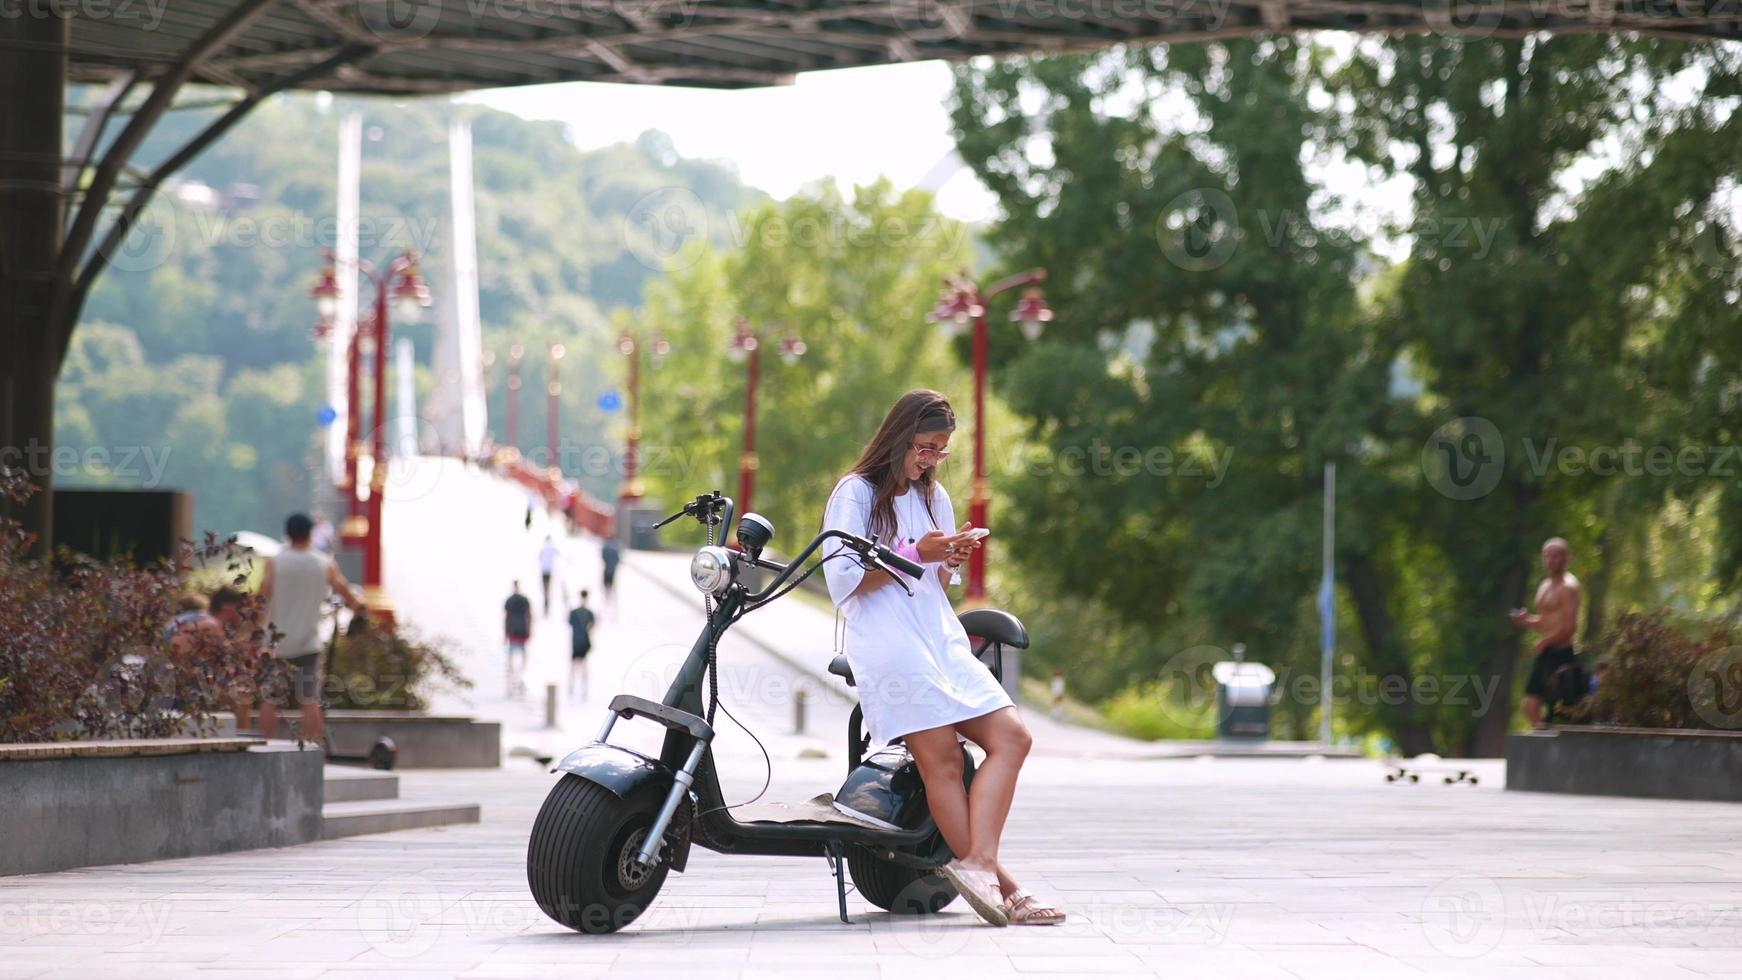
[938,860,1009,926]
[1003,890,1066,925]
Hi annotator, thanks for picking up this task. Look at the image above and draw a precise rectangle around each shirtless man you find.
[1510,537,1582,728]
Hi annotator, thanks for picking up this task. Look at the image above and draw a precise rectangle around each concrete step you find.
[322,765,400,803]
[321,799,481,840]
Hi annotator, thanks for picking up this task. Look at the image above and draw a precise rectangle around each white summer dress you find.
[822,474,1014,747]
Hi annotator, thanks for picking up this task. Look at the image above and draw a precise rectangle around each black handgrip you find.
[876,545,925,579]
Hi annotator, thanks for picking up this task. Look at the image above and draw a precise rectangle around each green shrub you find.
[1567,610,1742,731]
[1102,680,1218,741]
[0,468,265,742]
[322,620,470,711]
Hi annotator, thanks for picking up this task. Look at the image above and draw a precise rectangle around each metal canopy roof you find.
[67,0,1742,95]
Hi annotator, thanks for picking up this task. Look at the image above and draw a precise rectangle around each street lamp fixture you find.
[1012,287,1054,342]
[391,258,431,323]
[311,264,341,325]
[727,318,761,363]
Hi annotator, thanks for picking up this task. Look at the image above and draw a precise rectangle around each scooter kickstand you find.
[827,840,850,924]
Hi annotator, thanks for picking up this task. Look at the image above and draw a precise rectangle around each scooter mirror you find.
[737,512,775,558]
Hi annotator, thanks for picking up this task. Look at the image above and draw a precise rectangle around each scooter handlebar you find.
[874,545,925,580]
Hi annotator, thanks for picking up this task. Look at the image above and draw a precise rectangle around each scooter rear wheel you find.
[846,849,959,914]
[527,774,671,933]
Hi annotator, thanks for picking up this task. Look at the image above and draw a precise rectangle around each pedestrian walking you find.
[258,513,364,741]
[568,590,596,700]
[504,580,533,699]
[1511,536,1586,727]
[600,536,620,609]
[538,535,560,615]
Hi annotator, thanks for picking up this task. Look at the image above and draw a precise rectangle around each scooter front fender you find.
[551,743,693,872]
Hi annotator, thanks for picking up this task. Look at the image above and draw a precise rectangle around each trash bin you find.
[623,505,665,551]
[1213,657,1276,740]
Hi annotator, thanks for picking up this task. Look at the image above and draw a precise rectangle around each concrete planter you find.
[1,738,324,876]
[325,711,500,768]
[1506,726,1742,802]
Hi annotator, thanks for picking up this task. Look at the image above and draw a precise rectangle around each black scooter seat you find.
[827,654,855,687]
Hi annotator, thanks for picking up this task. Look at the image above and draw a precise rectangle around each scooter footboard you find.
[550,743,693,872]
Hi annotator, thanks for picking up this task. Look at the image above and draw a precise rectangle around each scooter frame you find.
[549,496,962,922]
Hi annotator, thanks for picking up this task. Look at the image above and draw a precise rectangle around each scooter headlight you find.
[689,546,733,595]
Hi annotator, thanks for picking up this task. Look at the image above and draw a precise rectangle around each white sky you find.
[463,61,1003,222]
[462,55,1449,259]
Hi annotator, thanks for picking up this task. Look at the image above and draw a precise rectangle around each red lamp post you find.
[546,341,566,477]
[478,349,496,453]
[728,317,805,529]
[505,343,524,451]
[928,269,1052,602]
[311,248,431,624]
[616,329,669,503]
[310,263,363,530]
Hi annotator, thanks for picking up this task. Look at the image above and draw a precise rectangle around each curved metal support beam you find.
[49,0,281,353]
[61,71,135,232]
[64,42,376,364]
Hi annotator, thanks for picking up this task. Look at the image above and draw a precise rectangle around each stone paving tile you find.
[9,754,1742,976]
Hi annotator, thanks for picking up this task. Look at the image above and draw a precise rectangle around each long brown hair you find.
[837,389,956,543]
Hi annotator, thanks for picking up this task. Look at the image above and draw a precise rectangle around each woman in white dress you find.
[822,389,1064,927]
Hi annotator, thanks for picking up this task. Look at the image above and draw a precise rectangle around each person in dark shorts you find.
[258,513,364,741]
[1511,537,1583,727]
[504,580,533,699]
[600,537,620,609]
[538,535,559,615]
[567,590,596,700]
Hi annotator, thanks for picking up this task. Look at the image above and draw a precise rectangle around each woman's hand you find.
[918,523,984,568]
[916,526,975,564]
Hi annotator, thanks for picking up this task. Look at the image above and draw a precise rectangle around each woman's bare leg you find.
[903,726,972,862]
[954,708,1033,898]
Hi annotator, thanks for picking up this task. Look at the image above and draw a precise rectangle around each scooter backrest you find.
[958,608,1029,650]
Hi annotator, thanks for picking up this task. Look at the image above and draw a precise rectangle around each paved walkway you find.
[8,755,1742,978]
[7,461,1741,977]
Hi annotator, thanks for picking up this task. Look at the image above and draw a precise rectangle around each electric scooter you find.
[525,491,1030,934]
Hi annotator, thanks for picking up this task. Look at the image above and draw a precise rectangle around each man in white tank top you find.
[257,513,364,741]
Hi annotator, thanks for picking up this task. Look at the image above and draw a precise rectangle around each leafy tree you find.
[623,180,987,554]
[952,36,1742,754]
[950,42,1427,745]
[1334,36,1742,753]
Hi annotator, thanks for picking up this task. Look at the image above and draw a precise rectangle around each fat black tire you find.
[527,774,671,933]
[847,849,958,914]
